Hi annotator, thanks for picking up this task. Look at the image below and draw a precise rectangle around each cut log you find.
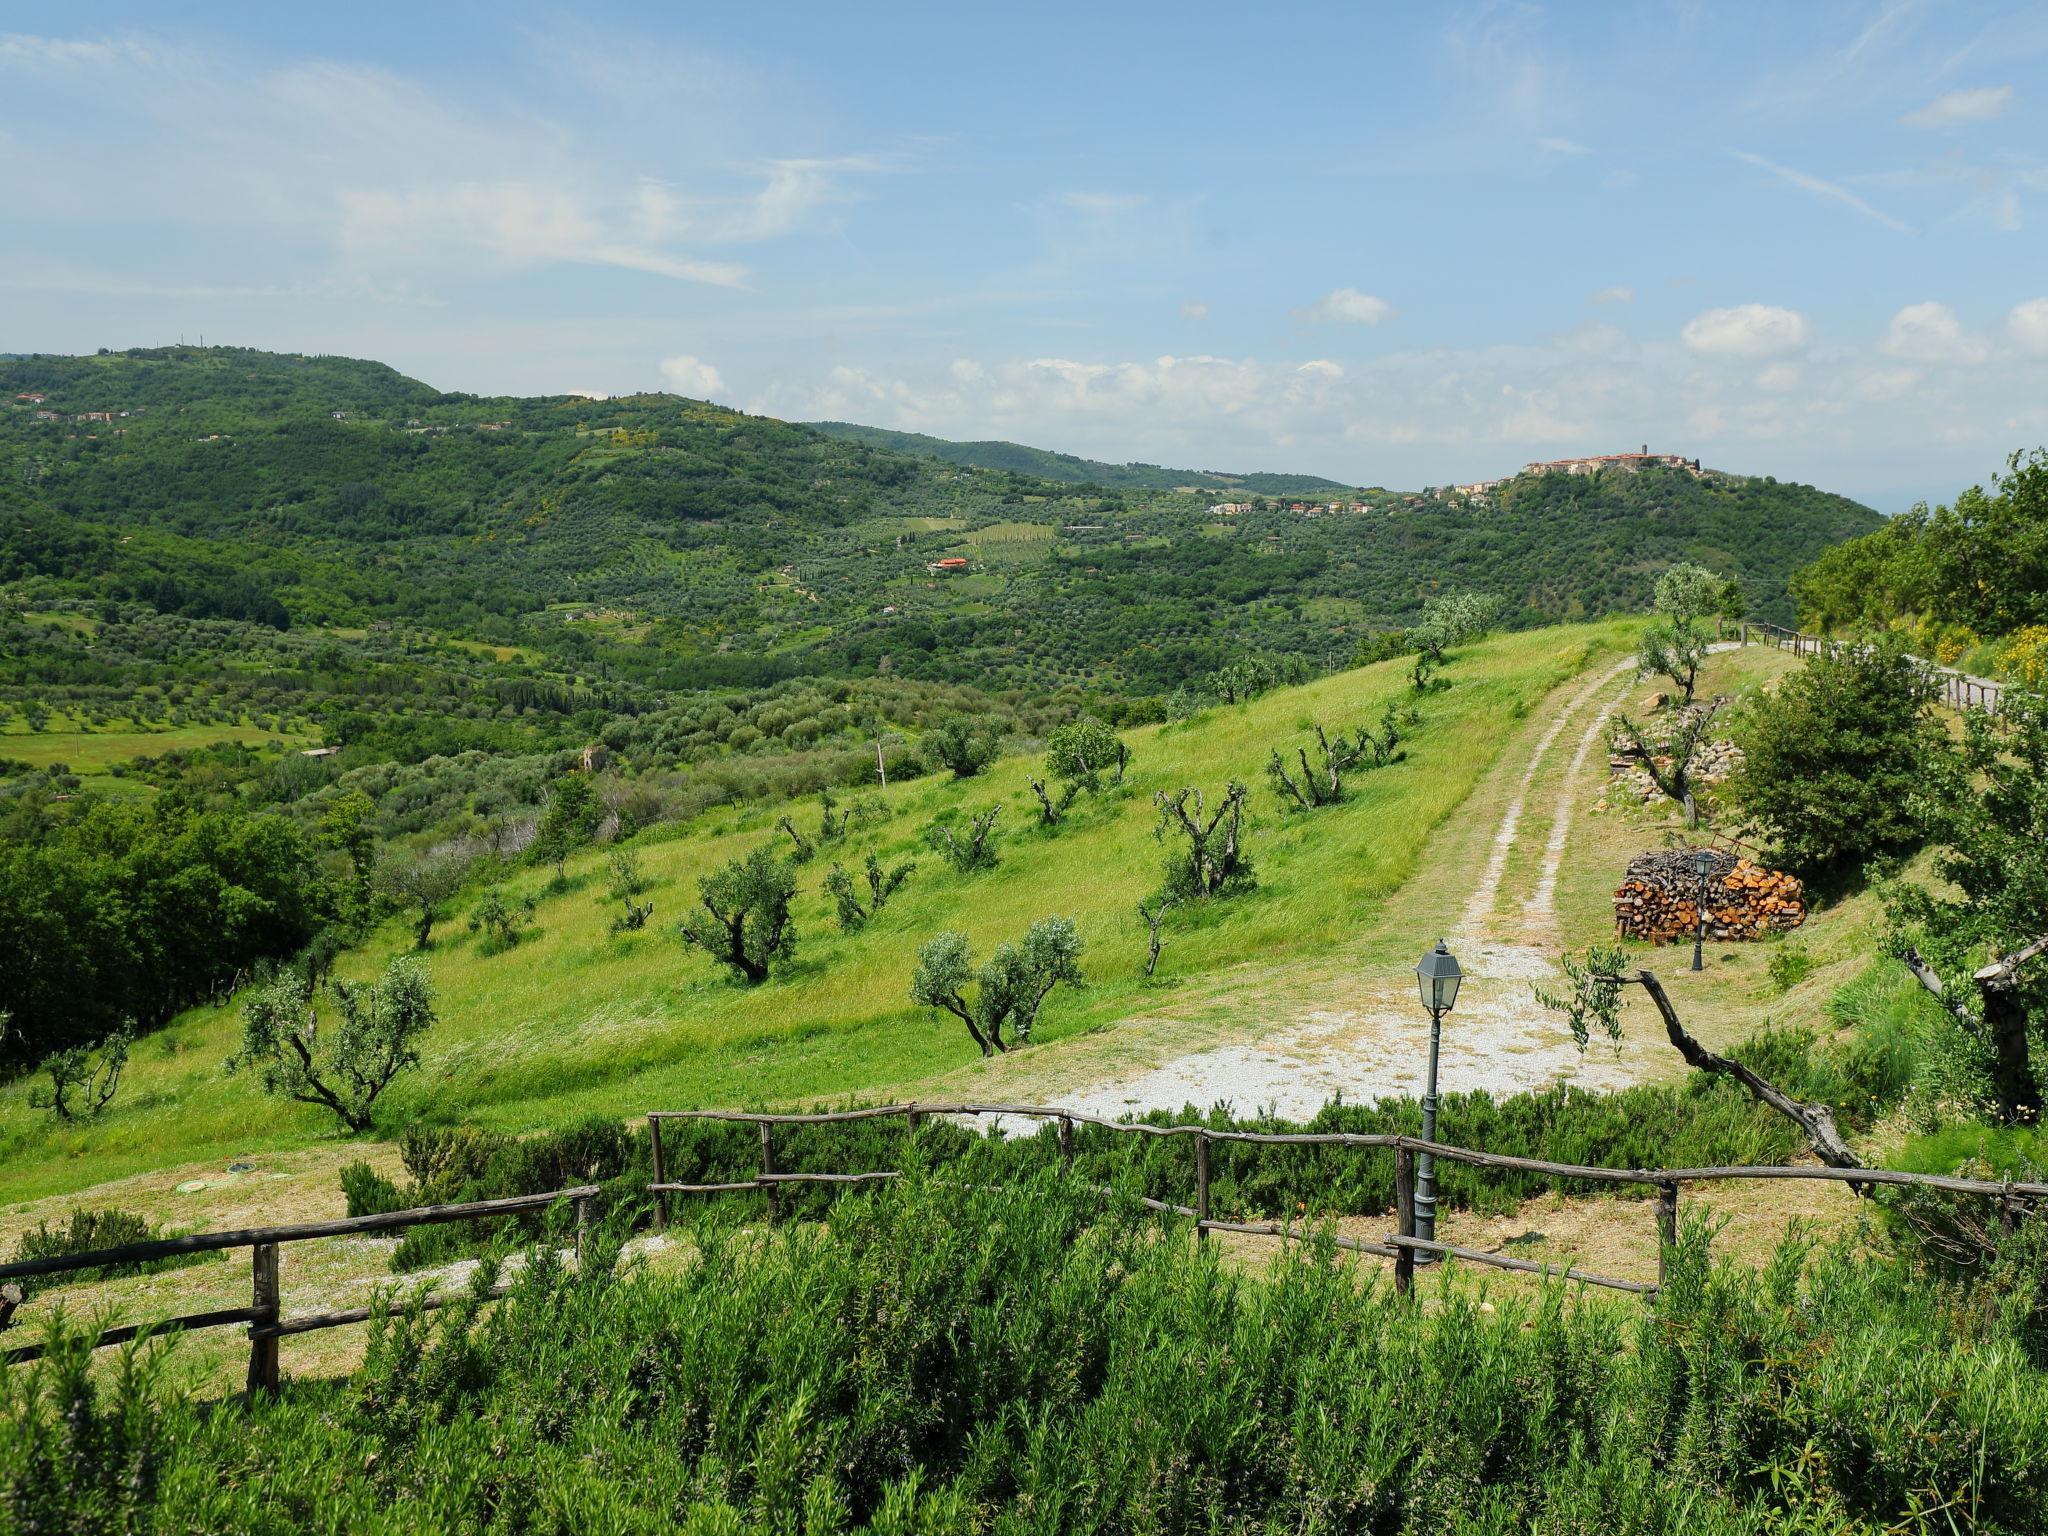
[1613,849,1804,944]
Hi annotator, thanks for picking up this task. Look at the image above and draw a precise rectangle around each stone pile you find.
[1613,848,1805,944]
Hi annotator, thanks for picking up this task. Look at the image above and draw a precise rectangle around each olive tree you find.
[825,852,915,932]
[1267,704,1402,809]
[1409,592,1502,691]
[231,957,435,1133]
[1046,718,1130,792]
[1153,782,1255,900]
[1637,563,1728,705]
[376,844,472,950]
[910,916,1084,1056]
[26,1021,133,1121]
[925,717,1001,779]
[677,846,798,983]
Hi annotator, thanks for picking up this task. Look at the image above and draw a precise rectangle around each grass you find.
[0,719,309,774]
[0,622,1638,1201]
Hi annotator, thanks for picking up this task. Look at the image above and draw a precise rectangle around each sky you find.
[3,2,2047,509]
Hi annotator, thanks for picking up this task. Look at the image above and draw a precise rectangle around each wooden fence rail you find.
[1740,621,2007,714]
[0,1185,600,1388]
[647,1103,2045,1301]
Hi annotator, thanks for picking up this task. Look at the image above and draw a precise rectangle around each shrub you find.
[1731,635,1939,873]
[338,1161,404,1219]
[8,1208,224,1299]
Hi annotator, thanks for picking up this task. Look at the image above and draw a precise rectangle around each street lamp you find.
[1412,939,1463,1246]
[1691,847,1715,973]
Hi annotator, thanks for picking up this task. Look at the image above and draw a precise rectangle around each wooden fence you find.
[0,1185,598,1391]
[1740,621,2006,714]
[648,1102,2047,1300]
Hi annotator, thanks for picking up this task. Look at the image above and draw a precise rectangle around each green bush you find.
[8,1208,223,1299]
[338,1161,403,1219]
[11,1178,2048,1531]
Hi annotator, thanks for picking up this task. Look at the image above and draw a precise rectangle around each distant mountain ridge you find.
[806,421,1363,495]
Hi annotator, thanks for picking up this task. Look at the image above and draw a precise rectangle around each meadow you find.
[0,622,1635,1202]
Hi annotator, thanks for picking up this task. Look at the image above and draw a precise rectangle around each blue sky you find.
[4,2,2046,507]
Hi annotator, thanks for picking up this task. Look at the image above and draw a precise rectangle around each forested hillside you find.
[807,419,1363,493]
[3,347,1877,696]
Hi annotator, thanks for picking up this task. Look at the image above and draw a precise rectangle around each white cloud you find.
[2010,298,2048,355]
[1901,85,2014,128]
[1681,304,1812,359]
[1299,287,1393,325]
[1179,299,1210,321]
[1588,285,1634,305]
[1536,136,1591,155]
[1881,301,1987,364]
[1732,151,1914,233]
[1297,359,1344,378]
[0,32,878,290]
[1755,362,1801,392]
[658,354,726,398]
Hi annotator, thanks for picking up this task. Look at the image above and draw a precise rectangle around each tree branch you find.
[1622,969,1865,1182]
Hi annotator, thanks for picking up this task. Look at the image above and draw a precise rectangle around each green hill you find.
[3,347,1880,703]
[807,420,1363,494]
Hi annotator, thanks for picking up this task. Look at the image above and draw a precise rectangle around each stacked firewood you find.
[1612,848,1806,944]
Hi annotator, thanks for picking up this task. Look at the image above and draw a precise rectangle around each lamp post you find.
[1412,939,1463,1247]
[1692,847,1714,973]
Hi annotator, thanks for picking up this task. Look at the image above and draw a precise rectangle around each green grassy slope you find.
[807,420,1363,494]
[0,621,1635,1202]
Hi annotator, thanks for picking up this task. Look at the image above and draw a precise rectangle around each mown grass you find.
[0,621,1635,1203]
[9,1174,2047,1532]
[0,720,308,773]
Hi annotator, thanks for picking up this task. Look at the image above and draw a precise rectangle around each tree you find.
[230,957,434,1133]
[319,789,378,925]
[1730,636,1938,872]
[377,845,471,950]
[1408,592,1501,692]
[926,806,1002,872]
[1538,947,1863,1174]
[1046,719,1129,792]
[530,773,603,883]
[1153,782,1255,900]
[925,717,1000,779]
[1137,896,1177,977]
[25,1021,132,1121]
[1026,775,1080,826]
[1890,689,2048,1123]
[775,814,816,864]
[1633,562,1728,704]
[1608,699,1726,829]
[910,917,1084,1056]
[1267,705,1402,809]
[602,847,653,932]
[676,847,798,983]
[467,885,536,953]
[824,853,915,932]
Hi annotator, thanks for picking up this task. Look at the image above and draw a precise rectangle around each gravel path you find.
[1047,656,1655,1124]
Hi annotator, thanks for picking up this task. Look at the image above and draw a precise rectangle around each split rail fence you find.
[1740,620,2006,714]
[0,1185,599,1391]
[649,1102,2048,1300]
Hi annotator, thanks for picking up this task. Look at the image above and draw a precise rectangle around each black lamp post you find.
[1691,847,1715,972]
[1413,939,1463,1246]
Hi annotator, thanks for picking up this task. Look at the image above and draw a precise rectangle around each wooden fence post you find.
[1656,1181,1679,1290]
[1057,1115,1074,1174]
[246,1242,279,1394]
[759,1121,780,1222]
[1394,1144,1417,1297]
[906,1102,922,1137]
[647,1115,668,1233]
[1194,1131,1211,1242]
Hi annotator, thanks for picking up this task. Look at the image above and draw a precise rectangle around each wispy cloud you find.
[1900,84,2013,127]
[1535,136,1591,156]
[1732,151,1914,233]
[1297,288,1394,326]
